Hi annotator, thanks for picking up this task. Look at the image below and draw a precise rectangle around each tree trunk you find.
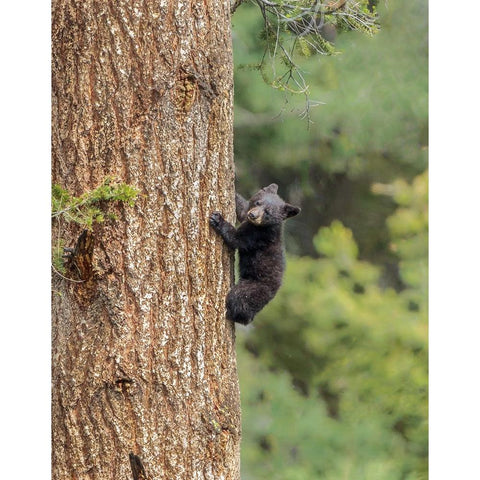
[51,1,240,479]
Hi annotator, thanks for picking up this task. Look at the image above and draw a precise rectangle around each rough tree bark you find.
[51,1,240,478]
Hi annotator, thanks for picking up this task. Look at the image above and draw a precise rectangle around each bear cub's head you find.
[246,183,300,227]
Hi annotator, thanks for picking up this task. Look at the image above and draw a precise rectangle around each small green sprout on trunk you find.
[52,177,140,278]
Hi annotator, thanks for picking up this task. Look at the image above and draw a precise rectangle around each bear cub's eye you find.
[255,201,262,206]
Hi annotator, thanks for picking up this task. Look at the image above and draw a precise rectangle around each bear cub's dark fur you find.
[209,183,300,325]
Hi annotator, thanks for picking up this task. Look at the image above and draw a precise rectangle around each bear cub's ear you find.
[283,203,301,219]
[262,183,278,194]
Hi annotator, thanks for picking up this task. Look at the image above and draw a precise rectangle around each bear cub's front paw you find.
[209,211,224,228]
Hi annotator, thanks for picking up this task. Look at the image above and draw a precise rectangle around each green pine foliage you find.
[52,177,139,228]
[236,0,378,96]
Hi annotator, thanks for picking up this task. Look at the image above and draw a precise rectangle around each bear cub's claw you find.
[209,211,223,228]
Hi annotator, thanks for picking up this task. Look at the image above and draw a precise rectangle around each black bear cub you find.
[209,183,300,325]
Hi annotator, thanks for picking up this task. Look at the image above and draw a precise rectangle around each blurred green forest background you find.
[231,0,428,478]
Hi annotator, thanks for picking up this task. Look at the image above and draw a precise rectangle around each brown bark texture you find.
[51,1,240,479]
